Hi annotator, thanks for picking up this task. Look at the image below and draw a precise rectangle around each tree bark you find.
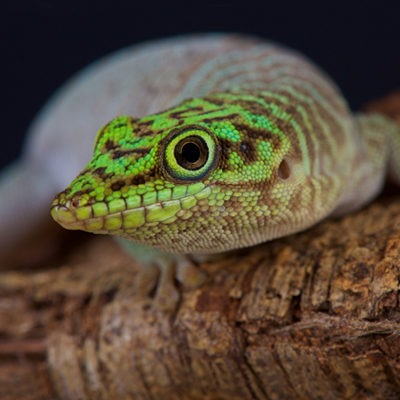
[1,92,400,400]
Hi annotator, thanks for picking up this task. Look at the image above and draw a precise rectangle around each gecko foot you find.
[136,253,207,312]
[119,240,207,312]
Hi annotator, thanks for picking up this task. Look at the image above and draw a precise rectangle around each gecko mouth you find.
[50,185,211,235]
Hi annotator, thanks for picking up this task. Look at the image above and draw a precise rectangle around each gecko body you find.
[48,34,400,308]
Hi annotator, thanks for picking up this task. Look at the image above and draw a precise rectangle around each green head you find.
[51,93,302,254]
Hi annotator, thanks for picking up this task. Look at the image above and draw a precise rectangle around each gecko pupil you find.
[182,142,200,163]
[174,136,208,170]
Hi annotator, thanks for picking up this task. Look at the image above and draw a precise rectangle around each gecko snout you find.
[50,192,88,230]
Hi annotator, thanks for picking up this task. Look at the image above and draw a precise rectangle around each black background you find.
[2,2,400,169]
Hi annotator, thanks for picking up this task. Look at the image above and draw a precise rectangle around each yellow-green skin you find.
[51,41,400,255]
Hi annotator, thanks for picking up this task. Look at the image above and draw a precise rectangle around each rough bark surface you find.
[1,92,400,400]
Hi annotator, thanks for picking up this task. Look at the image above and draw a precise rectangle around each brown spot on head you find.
[235,123,273,140]
[111,180,126,191]
[69,188,95,204]
[112,150,125,159]
[131,175,146,186]
[93,167,106,176]
[92,167,113,180]
[111,147,151,160]
[233,123,283,154]
[202,114,240,124]
[105,140,117,151]
[134,120,155,137]
[239,140,257,163]
[217,137,258,172]
[170,106,204,119]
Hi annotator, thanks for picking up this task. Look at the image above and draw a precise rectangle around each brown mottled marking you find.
[93,167,106,176]
[72,188,93,199]
[170,106,204,119]
[135,120,158,137]
[91,167,114,180]
[105,139,117,151]
[217,137,259,173]
[202,114,241,124]
[220,194,245,213]
[239,140,257,163]
[112,148,151,160]
[236,98,272,116]
[131,175,146,186]
[203,96,226,106]
[258,90,320,168]
[233,123,284,153]
[111,180,125,191]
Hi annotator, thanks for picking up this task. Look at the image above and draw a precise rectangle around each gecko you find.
[48,34,400,310]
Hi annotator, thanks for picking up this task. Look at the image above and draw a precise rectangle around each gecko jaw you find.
[50,185,212,235]
[50,199,178,234]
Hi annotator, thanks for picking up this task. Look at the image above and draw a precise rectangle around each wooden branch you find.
[1,92,400,399]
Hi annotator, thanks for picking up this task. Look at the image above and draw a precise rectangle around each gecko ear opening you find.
[278,158,291,180]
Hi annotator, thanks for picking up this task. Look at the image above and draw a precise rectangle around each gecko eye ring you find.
[163,127,217,181]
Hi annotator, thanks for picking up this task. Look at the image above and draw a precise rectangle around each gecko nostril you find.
[71,197,81,208]
[278,158,291,180]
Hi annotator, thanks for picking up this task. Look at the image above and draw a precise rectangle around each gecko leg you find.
[118,239,207,311]
[175,255,208,289]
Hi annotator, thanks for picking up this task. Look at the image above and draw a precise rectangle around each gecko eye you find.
[164,127,217,181]
[174,136,208,170]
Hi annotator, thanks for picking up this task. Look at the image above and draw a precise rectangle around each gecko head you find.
[51,96,302,254]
